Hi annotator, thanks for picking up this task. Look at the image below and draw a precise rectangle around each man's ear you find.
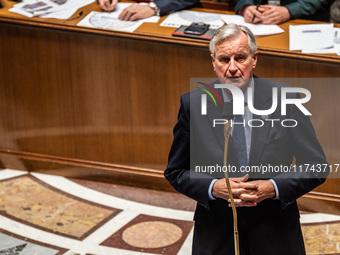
[211,53,216,70]
[252,51,258,69]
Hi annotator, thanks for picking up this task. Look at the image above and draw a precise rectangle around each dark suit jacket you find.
[165,77,328,255]
[154,0,200,16]
[233,0,334,22]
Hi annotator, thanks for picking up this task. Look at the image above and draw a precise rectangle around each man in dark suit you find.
[99,0,199,21]
[234,0,334,24]
[165,23,328,254]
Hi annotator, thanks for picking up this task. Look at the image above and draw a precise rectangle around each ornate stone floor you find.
[0,169,339,255]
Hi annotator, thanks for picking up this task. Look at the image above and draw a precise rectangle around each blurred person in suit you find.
[164,23,328,254]
[234,0,334,24]
[330,0,340,23]
[98,0,199,21]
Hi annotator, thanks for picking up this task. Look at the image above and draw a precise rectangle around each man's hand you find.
[243,4,290,24]
[212,174,259,207]
[255,5,290,24]
[232,180,276,207]
[98,0,118,12]
[243,5,263,24]
[212,175,277,207]
[118,4,155,21]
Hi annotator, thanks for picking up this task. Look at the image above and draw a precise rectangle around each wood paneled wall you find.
[0,19,340,214]
[0,22,214,175]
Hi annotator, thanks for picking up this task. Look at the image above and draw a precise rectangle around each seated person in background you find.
[234,0,334,24]
[98,0,199,21]
[330,0,340,23]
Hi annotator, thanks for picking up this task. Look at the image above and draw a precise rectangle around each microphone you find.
[222,100,240,255]
[223,101,233,140]
[223,101,234,120]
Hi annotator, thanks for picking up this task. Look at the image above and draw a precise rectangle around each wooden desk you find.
[0,1,339,213]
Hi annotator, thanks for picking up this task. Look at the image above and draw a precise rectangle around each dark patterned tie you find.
[232,115,248,167]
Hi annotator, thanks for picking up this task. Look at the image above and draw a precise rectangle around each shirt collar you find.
[221,78,254,103]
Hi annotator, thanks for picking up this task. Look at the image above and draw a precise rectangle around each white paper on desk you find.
[220,14,244,24]
[40,6,79,19]
[77,11,141,32]
[9,0,60,18]
[97,2,159,23]
[243,23,284,36]
[13,0,60,14]
[41,0,94,20]
[335,27,340,44]
[289,23,334,51]
[77,3,159,32]
[160,10,225,29]
[301,27,340,55]
[9,0,94,19]
[9,7,34,17]
[302,48,340,55]
[221,14,284,37]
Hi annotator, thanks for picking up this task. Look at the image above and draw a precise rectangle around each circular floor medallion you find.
[122,221,182,249]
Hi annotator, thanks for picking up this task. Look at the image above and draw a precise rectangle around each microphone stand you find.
[223,120,240,255]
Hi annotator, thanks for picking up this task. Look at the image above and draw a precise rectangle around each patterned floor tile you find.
[0,175,121,240]
[0,229,67,254]
[101,214,194,255]
[0,169,339,255]
[302,222,340,255]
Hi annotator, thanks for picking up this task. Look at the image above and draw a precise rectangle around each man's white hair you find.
[209,23,257,57]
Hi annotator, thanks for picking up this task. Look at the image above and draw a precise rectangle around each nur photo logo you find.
[199,83,312,128]
[197,82,223,115]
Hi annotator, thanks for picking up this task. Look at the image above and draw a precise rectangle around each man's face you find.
[211,32,258,93]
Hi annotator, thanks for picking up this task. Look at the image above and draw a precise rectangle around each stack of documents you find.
[160,11,284,37]
[221,14,284,36]
[9,0,94,19]
[289,24,340,55]
[160,10,225,30]
[77,3,159,32]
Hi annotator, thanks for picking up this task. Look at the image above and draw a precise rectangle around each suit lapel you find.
[205,87,225,151]
[249,78,274,166]
[204,86,240,170]
[201,78,278,170]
